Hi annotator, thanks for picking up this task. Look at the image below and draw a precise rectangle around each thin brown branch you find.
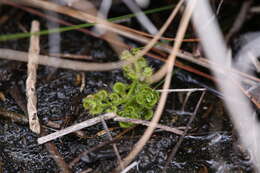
[8,85,28,115]
[46,53,92,60]
[0,108,28,124]
[43,136,72,173]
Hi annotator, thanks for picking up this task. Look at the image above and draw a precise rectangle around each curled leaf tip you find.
[113,82,127,95]
[136,87,159,108]
[109,93,121,104]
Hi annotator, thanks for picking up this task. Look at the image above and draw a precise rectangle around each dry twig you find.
[113,117,183,135]
[121,161,139,173]
[44,137,72,173]
[38,113,116,144]
[26,20,40,134]
[0,108,28,124]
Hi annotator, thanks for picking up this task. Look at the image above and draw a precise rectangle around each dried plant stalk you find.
[38,113,116,144]
[26,20,41,134]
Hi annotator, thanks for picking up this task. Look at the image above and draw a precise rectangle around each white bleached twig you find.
[37,113,116,144]
[157,88,206,93]
[26,20,41,134]
[113,116,183,135]
[120,161,139,173]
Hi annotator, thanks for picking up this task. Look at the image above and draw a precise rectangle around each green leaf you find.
[82,96,96,110]
[96,90,108,100]
[137,58,147,69]
[119,122,134,128]
[106,106,118,113]
[136,87,159,108]
[90,106,104,115]
[109,93,121,104]
[143,109,153,120]
[143,67,153,77]
[113,82,127,95]
[118,105,140,128]
[120,49,153,82]
[82,48,159,127]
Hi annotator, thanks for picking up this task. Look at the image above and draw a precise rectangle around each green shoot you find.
[83,48,159,128]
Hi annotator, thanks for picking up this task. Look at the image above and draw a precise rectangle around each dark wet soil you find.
[0,1,258,173]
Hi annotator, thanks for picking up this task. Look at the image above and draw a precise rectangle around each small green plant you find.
[83,48,159,128]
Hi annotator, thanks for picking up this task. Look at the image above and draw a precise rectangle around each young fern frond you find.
[113,82,127,96]
[96,90,108,100]
[136,87,159,108]
[82,48,159,128]
[109,93,121,104]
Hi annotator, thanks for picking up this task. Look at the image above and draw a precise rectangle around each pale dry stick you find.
[38,112,183,145]
[113,117,183,135]
[251,6,260,13]
[37,113,116,144]
[79,168,92,173]
[121,161,139,173]
[158,88,206,92]
[8,0,184,72]
[26,20,41,134]
[47,53,92,60]
[114,1,197,171]
[80,72,85,92]
[122,0,157,34]
[181,91,192,112]
[192,1,260,171]
[44,5,61,80]
[0,48,259,85]
[94,0,111,36]
[100,118,123,170]
[1,48,259,86]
